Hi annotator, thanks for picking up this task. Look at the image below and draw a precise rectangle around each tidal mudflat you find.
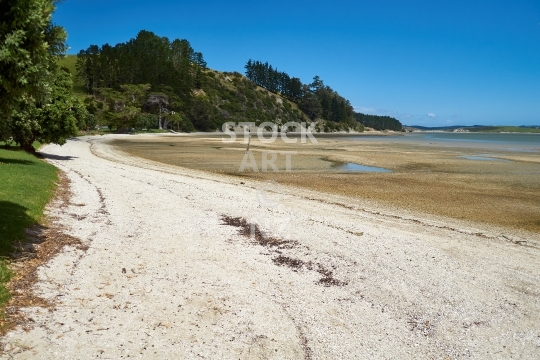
[112,133,540,233]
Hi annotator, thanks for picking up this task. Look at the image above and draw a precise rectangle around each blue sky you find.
[54,0,540,126]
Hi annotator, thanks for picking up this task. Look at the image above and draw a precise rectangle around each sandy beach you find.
[2,134,540,359]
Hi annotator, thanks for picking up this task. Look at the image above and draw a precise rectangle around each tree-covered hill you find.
[244,60,360,130]
[354,113,403,131]
[193,70,308,131]
[71,30,397,133]
[73,31,315,132]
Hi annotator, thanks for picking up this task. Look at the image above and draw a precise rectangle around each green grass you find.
[492,126,540,133]
[57,54,87,98]
[0,145,59,306]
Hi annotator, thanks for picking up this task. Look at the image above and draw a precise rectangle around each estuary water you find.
[348,132,540,152]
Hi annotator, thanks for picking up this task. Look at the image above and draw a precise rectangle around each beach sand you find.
[2,134,540,359]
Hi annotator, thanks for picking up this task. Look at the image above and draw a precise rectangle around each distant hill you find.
[354,113,402,131]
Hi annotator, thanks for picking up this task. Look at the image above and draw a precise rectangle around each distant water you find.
[347,132,540,152]
[412,132,540,144]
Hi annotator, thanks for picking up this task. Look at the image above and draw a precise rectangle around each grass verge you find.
[0,144,59,308]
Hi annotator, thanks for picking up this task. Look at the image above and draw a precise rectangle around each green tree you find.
[190,97,213,131]
[134,113,157,130]
[120,84,151,107]
[0,0,66,116]
[354,112,402,131]
[298,91,322,120]
[8,67,83,151]
[166,112,183,131]
[95,86,143,131]
[0,0,82,152]
[147,93,169,129]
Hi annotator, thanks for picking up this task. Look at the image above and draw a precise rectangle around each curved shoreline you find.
[2,135,540,359]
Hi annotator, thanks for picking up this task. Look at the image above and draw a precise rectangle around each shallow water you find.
[332,162,392,172]
[347,132,540,152]
[460,156,511,162]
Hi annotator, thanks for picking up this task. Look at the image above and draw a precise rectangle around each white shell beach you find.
[2,135,540,359]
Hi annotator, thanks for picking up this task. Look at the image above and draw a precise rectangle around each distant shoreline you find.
[403,125,540,134]
[407,130,540,134]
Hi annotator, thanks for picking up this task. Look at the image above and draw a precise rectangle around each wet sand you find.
[112,133,540,233]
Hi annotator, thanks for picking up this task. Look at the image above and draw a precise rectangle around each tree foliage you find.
[134,113,157,130]
[75,31,211,131]
[244,60,303,100]
[76,31,204,108]
[244,60,356,126]
[354,113,403,131]
[0,0,84,151]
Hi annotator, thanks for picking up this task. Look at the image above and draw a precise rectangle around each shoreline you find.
[111,133,540,233]
[2,135,539,358]
[98,135,538,241]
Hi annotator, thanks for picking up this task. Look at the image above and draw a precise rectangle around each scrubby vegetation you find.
[198,71,308,129]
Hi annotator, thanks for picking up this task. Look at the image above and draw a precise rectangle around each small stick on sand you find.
[245,128,251,153]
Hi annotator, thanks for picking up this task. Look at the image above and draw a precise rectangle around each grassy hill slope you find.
[57,55,87,98]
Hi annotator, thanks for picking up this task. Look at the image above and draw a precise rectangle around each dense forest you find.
[76,30,205,131]
[354,113,403,131]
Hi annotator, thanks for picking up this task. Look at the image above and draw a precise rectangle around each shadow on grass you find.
[38,153,77,161]
[0,145,23,152]
[0,201,38,257]
[0,157,34,166]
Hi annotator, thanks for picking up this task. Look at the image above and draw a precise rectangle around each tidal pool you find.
[332,162,392,172]
[460,156,511,162]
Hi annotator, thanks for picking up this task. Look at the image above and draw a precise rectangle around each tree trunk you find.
[21,141,36,154]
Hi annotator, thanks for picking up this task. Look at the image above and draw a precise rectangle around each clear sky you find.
[54,0,540,126]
